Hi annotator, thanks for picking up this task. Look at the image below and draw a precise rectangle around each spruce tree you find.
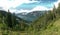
[6,10,12,28]
[57,3,60,15]
[53,5,56,18]
[11,13,17,28]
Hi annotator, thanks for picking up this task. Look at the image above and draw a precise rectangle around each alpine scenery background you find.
[0,0,60,35]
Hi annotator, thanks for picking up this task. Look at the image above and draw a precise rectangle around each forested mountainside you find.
[0,2,60,35]
[0,10,30,31]
[16,11,45,22]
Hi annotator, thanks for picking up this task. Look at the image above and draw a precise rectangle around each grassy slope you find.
[17,18,60,35]
[39,18,60,35]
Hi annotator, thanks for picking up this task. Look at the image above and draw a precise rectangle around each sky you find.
[0,0,59,13]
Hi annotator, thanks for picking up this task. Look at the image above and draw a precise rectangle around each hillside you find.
[16,18,60,35]
[39,18,60,35]
[16,11,45,22]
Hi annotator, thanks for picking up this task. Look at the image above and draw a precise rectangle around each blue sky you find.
[16,0,57,10]
[0,0,59,13]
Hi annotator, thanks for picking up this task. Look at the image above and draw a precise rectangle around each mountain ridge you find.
[16,11,46,22]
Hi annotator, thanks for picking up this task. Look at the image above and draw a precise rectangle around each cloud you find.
[31,6,50,11]
[0,0,55,13]
[16,9,31,13]
[0,0,55,12]
[10,9,31,13]
[9,6,53,13]
[25,1,38,3]
[54,0,60,8]
[0,0,38,11]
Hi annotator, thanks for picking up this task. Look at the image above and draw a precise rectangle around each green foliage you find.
[6,11,13,28]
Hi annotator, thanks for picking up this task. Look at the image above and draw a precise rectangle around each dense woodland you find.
[0,3,60,35]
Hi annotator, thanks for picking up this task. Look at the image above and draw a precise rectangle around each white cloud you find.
[23,0,38,3]
[9,6,52,13]
[10,9,31,13]
[17,9,31,13]
[9,9,17,13]
[31,6,53,11]
[54,0,60,8]
[0,0,38,11]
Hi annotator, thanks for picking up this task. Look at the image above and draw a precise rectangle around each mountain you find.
[0,10,47,23]
[0,10,7,17]
[0,10,29,23]
[16,11,46,22]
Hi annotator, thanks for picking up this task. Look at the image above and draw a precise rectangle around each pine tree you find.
[11,13,17,28]
[0,12,2,23]
[53,5,56,18]
[6,10,12,28]
[57,3,60,15]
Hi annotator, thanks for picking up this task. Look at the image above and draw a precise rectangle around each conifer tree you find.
[6,10,12,28]
[57,3,60,15]
[11,13,17,28]
[53,5,56,19]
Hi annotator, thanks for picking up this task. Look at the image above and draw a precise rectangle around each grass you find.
[39,18,60,35]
